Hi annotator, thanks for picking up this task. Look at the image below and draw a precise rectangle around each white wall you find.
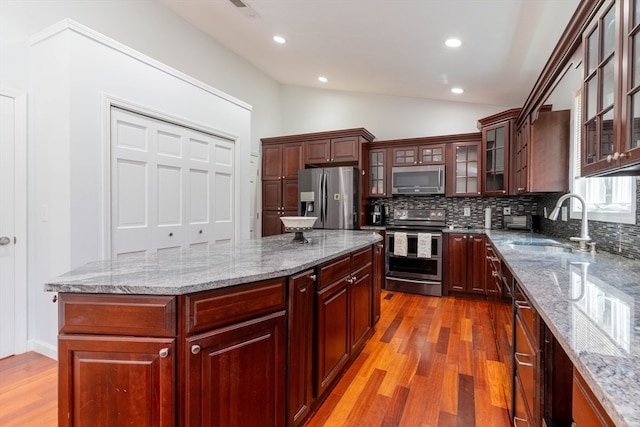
[281,85,508,140]
[0,0,513,357]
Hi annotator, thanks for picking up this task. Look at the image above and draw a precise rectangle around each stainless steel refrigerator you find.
[298,167,359,229]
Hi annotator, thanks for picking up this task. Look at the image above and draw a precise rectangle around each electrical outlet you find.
[561,206,568,221]
[463,207,471,216]
[503,207,511,215]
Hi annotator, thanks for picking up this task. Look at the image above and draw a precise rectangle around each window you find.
[571,90,637,224]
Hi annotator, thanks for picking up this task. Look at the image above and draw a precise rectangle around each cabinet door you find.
[447,234,468,292]
[573,369,615,427]
[468,235,486,293]
[262,144,283,180]
[514,120,530,194]
[483,122,510,195]
[304,139,331,164]
[185,311,286,427]
[331,136,359,162]
[367,148,390,197]
[623,0,640,170]
[447,141,481,197]
[418,144,445,164]
[282,143,303,179]
[262,210,284,237]
[391,146,418,166]
[282,179,299,211]
[350,262,372,355]
[287,270,316,427]
[372,241,384,323]
[262,180,282,211]
[58,335,175,427]
[316,278,349,397]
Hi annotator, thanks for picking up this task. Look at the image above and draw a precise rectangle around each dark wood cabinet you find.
[581,0,640,176]
[304,136,360,165]
[514,109,570,194]
[446,139,482,197]
[261,142,303,236]
[287,269,316,427]
[315,247,373,398]
[366,148,391,197]
[446,233,486,294]
[573,368,615,427]
[391,144,444,166]
[479,109,520,196]
[58,336,176,427]
[185,311,286,427]
[372,239,384,323]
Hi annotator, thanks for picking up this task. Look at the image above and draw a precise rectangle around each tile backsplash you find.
[371,180,640,260]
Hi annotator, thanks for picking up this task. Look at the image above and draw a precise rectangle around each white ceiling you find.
[158,0,581,107]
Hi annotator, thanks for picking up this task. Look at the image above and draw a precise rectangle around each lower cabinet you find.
[372,238,384,323]
[573,369,615,427]
[446,233,486,294]
[184,311,286,427]
[287,270,316,427]
[58,336,176,427]
[315,247,373,399]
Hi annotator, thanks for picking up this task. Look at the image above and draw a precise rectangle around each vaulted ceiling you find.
[158,0,581,107]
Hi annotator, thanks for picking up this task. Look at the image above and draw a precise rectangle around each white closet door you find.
[0,94,16,358]
[111,108,235,257]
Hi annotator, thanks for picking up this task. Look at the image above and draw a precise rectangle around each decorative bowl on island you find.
[280,216,317,231]
[280,216,317,243]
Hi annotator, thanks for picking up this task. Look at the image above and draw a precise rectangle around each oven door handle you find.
[388,232,442,238]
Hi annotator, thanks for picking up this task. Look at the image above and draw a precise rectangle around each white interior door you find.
[111,107,235,257]
[0,94,16,358]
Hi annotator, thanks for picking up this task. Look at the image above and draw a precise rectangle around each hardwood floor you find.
[0,291,510,427]
[305,291,511,427]
[0,351,57,427]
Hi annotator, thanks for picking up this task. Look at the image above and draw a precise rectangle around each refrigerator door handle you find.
[323,172,328,224]
[317,172,324,224]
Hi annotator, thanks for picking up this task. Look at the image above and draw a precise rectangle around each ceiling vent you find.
[228,0,259,18]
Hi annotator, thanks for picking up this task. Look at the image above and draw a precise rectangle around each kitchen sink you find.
[508,242,573,253]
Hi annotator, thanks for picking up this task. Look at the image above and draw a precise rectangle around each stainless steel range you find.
[385,208,445,296]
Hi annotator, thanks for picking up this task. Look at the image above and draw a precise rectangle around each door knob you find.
[0,236,11,246]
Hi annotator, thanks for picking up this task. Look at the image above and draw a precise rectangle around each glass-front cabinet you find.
[447,140,481,197]
[478,109,519,196]
[367,148,390,197]
[582,0,640,175]
[391,144,444,166]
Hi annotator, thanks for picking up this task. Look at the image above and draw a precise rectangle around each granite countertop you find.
[44,230,382,295]
[487,230,640,427]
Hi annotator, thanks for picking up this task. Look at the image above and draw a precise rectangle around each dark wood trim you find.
[477,108,521,128]
[363,132,481,149]
[261,127,375,144]
[517,0,605,127]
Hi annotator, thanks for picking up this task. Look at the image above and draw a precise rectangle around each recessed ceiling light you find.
[318,76,328,83]
[445,38,462,48]
[273,35,286,44]
[451,87,464,94]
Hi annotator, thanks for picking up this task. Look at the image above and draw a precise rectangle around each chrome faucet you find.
[548,193,591,252]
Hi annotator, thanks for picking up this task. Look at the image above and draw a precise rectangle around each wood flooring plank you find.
[457,373,475,427]
[398,373,431,426]
[437,410,457,427]
[381,385,411,427]
[440,363,459,415]
[486,359,508,408]
[345,368,386,423]
[436,327,451,354]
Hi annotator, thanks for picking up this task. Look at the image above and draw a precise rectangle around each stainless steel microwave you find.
[391,164,445,195]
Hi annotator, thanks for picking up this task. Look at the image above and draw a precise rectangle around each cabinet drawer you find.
[59,294,176,337]
[184,278,286,335]
[318,255,351,290]
[515,283,537,345]
[352,246,372,270]
[573,368,615,427]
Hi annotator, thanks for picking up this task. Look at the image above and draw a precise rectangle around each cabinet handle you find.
[518,187,525,191]
[515,300,530,310]
[492,271,499,277]
[515,352,533,367]
[159,348,169,358]
[309,274,317,281]
[486,256,499,262]
[191,344,201,355]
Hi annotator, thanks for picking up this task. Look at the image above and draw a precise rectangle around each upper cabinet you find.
[304,134,373,165]
[367,148,390,197]
[391,144,445,166]
[581,0,640,175]
[446,139,482,197]
[514,108,571,194]
[478,109,520,196]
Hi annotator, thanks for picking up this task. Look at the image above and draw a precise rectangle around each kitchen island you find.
[45,230,382,427]
[487,230,640,427]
